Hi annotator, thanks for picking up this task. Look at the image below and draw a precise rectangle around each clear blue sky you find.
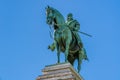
[0,0,120,80]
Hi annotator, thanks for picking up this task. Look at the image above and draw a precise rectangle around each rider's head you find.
[67,13,73,22]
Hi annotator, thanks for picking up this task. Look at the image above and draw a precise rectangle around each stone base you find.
[36,63,83,80]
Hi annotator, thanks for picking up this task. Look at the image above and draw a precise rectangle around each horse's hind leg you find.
[78,51,82,73]
[68,53,75,66]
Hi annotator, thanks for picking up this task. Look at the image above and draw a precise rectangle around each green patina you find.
[45,6,88,73]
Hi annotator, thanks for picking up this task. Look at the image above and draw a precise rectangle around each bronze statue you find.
[45,6,88,73]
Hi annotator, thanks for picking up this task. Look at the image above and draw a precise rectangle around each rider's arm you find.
[74,20,80,31]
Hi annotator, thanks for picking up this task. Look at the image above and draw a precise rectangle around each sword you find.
[78,31,92,37]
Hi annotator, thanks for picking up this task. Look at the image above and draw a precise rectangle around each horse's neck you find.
[54,18,66,32]
[56,14,65,23]
[53,10,67,31]
[55,16,65,27]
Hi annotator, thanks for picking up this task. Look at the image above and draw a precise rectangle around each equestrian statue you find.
[45,6,88,73]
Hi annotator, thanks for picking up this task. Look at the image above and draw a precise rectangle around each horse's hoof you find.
[56,62,60,64]
[48,45,50,49]
[65,60,69,63]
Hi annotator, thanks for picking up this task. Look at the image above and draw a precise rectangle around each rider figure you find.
[66,13,82,47]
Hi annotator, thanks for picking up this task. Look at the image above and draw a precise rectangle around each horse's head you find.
[45,6,55,25]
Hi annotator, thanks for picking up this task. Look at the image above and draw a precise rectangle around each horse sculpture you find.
[45,6,88,73]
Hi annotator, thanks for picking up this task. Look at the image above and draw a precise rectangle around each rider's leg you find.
[75,32,83,48]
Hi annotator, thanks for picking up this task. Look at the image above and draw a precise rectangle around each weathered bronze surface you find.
[45,6,88,73]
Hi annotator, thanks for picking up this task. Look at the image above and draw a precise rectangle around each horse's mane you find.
[50,7,65,22]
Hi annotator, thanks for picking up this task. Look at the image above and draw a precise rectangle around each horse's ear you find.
[45,5,50,10]
[47,5,50,8]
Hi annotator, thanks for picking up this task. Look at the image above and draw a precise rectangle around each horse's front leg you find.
[56,42,60,63]
[65,41,70,62]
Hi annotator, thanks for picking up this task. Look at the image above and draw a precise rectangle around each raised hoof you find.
[48,45,50,49]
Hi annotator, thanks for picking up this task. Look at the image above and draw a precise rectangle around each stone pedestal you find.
[36,63,83,80]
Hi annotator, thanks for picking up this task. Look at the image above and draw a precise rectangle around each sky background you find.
[0,0,120,80]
